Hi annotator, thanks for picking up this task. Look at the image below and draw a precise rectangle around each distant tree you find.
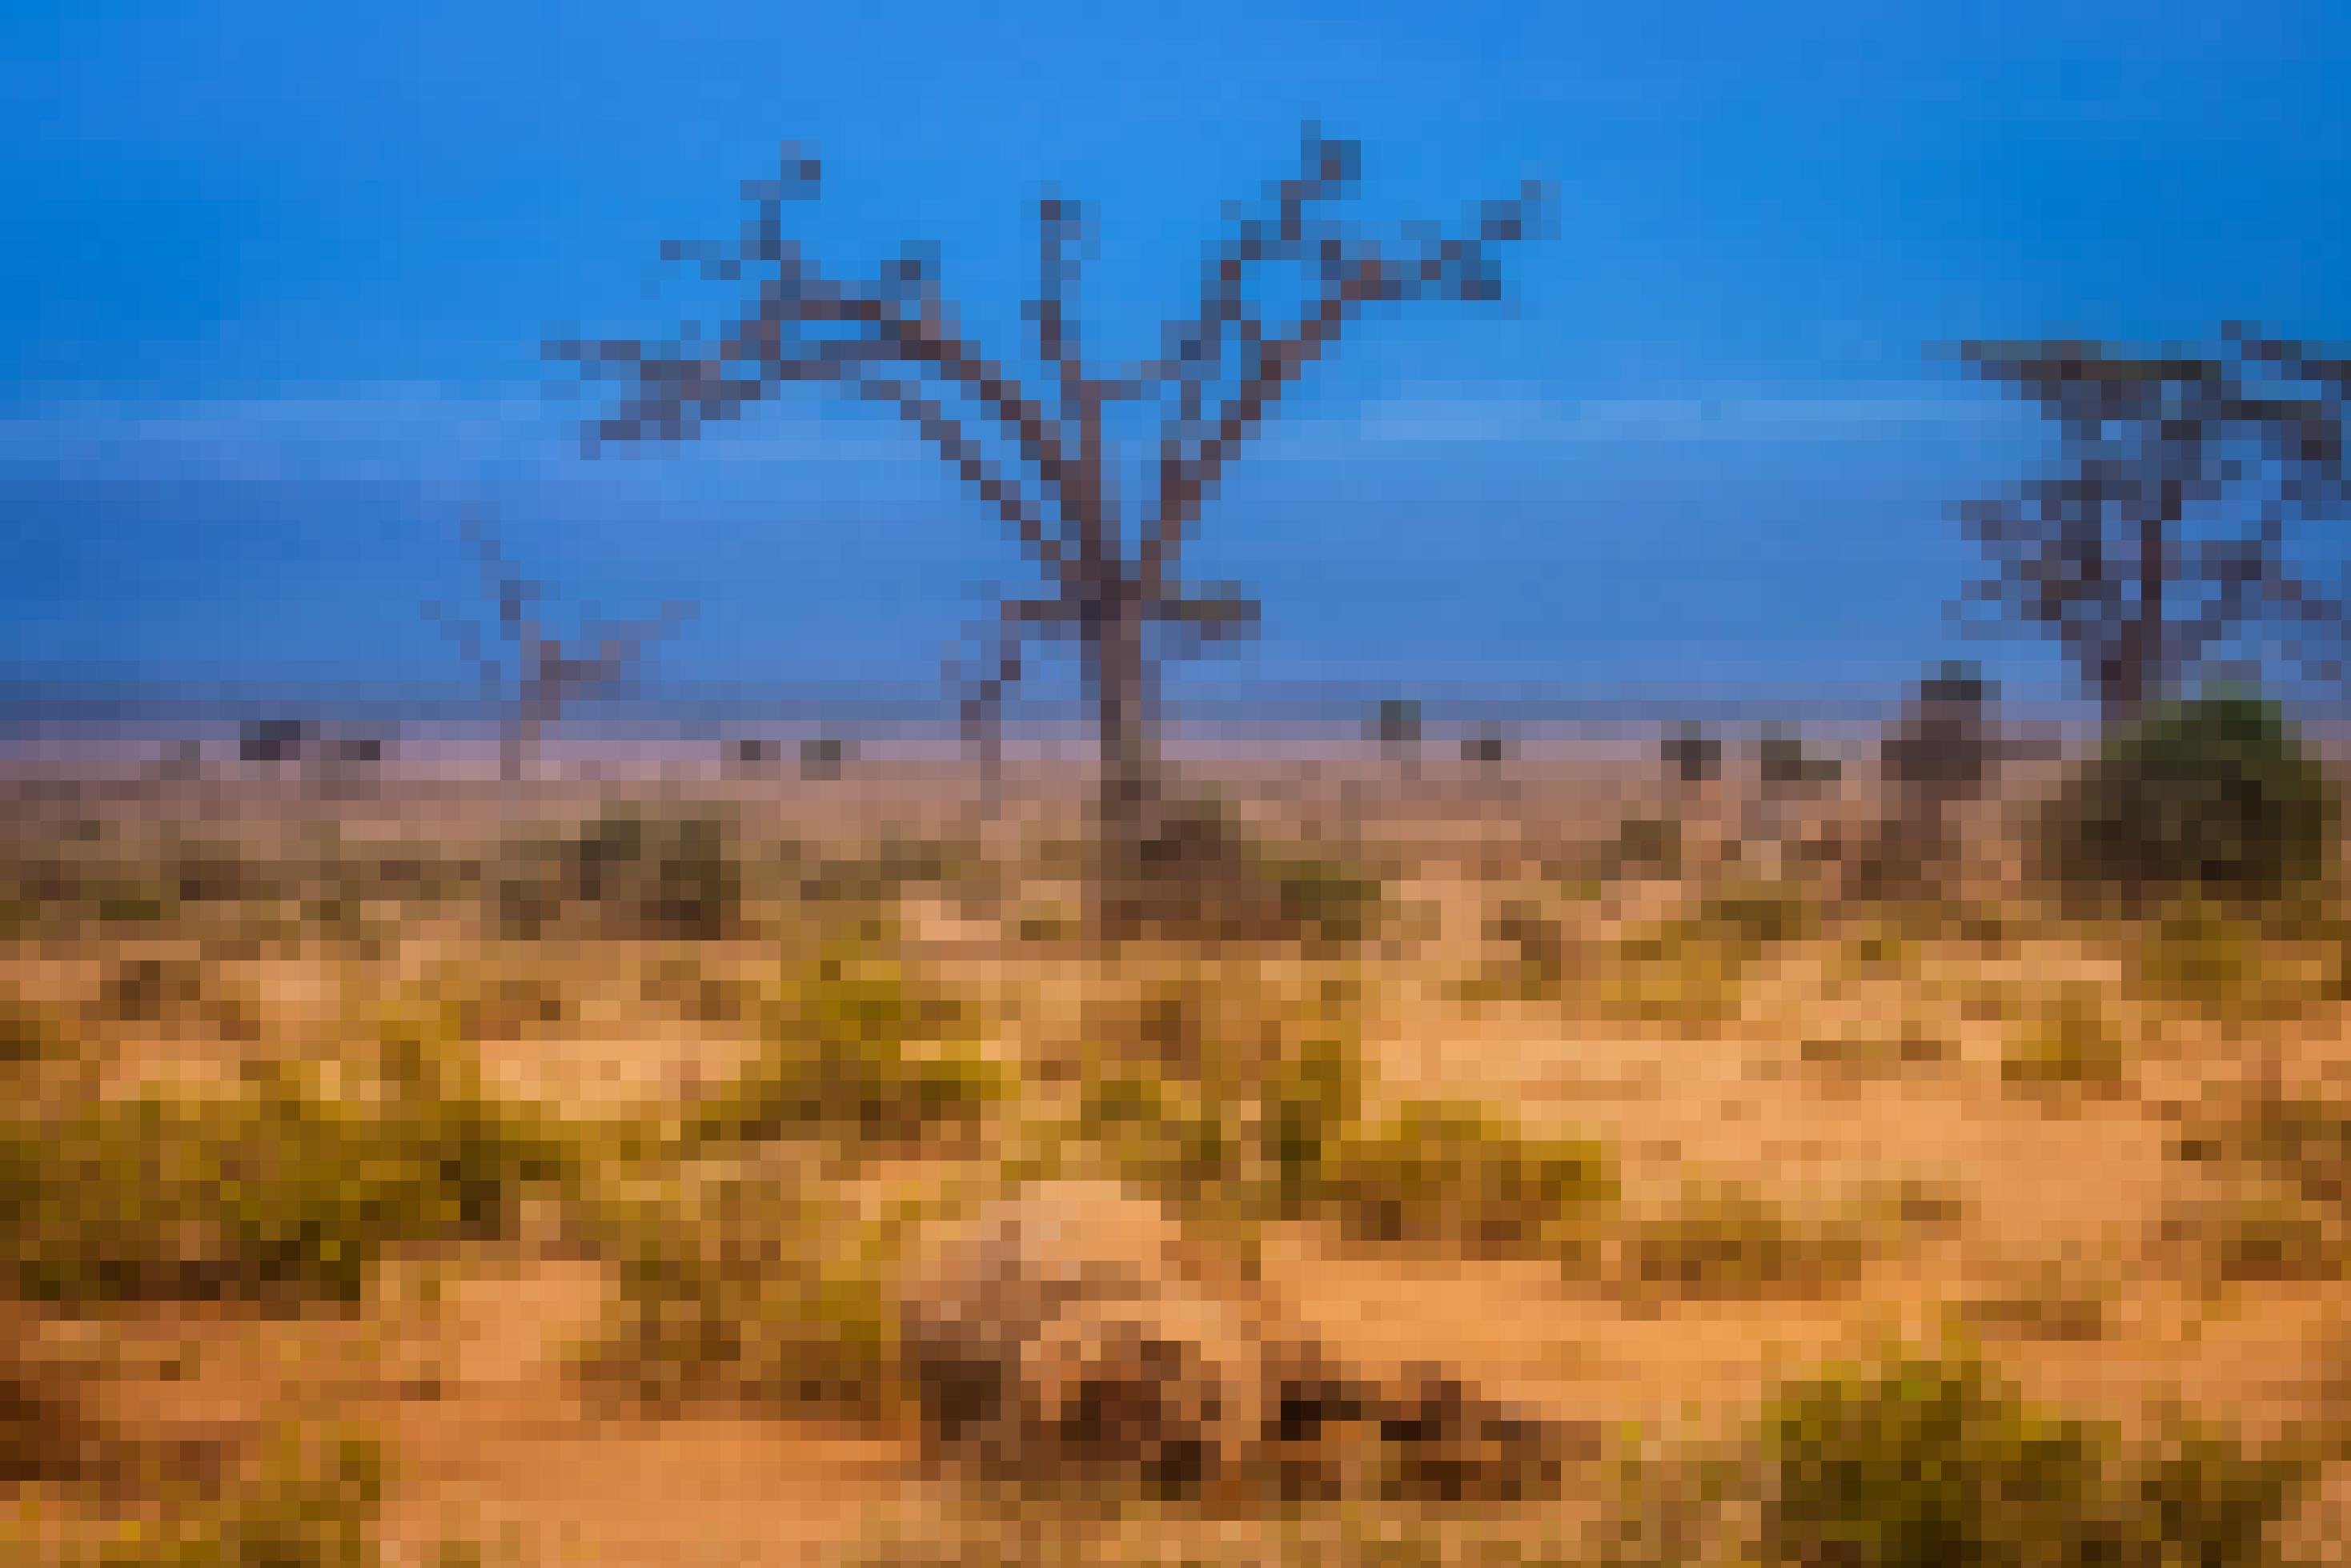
[1858,660,2001,901]
[1952,328,2351,720]
[1662,721,1721,786]
[423,518,694,783]
[1462,724,1512,765]
[1372,698,1424,756]
[548,126,1551,935]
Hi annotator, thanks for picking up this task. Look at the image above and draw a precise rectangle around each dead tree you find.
[1953,329,2351,722]
[547,126,1551,934]
[423,518,694,783]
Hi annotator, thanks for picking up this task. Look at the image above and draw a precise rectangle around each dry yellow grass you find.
[2,741,2347,1565]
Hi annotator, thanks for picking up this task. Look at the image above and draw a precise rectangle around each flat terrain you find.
[2,731,2348,1566]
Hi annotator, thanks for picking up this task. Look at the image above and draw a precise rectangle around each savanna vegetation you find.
[7,680,2351,1565]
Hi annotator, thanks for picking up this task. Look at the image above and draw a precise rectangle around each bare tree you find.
[423,517,694,783]
[547,126,1550,932]
[1952,328,2351,721]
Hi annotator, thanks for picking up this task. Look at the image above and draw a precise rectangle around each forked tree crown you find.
[545,125,1554,742]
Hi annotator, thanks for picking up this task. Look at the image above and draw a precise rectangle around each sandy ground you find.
[6,738,2351,1564]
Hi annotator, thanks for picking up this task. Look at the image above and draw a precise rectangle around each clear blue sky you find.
[5,0,2348,715]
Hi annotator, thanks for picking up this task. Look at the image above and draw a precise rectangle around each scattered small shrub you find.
[583,1173,905,1420]
[639,952,753,1024]
[1621,1181,1872,1301]
[1691,880,1815,949]
[1069,989,1366,1224]
[1268,853,1386,948]
[0,991,60,1067]
[2001,991,2127,1104]
[1592,882,1810,1028]
[1258,1034,1366,1214]
[681,954,1001,1154]
[1321,1101,1616,1259]
[2233,1093,2351,1207]
[2163,1185,2349,1285]
[1596,928,1748,1027]
[1835,916,1917,978]
[1607,814,1683,880]
[1478,897,1571,1001]
[432,964,574,1040]
[166,838,276,908]
[1799,1026,1953,1081]
[78,1423,387,1568]
[2128,900,2337,1019]
[494,801,746,940]
[1955,1257,2113,1343]
[799,828,997,907]
[1076,1073,1242,1205]
[1112,790,1386,948]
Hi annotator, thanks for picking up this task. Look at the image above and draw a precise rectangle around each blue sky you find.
[5,0,2349,715]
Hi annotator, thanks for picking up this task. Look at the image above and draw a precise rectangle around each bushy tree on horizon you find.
[1952,327,2351,723]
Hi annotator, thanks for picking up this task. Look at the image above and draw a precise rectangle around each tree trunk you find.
[1089,595,1160,942]
[500,720,528,787]
[2108,509,2168,724]
[503,708,544,786]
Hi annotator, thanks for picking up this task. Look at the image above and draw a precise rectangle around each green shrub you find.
[82,1424,387,1568]
[1076,1073,1241,1204]
[1623,1181,1871,1301]
[0,1060,579,1309]
[797,828,997,908]
[2128,900,2339,1019]
[1111,790,1386,948]
[1068,977,1367,1219]
[1268,854,1386,948]
[1321,1101,1616,1258]
[1258,1035,1365,1213]
[494,802,746,940]
[582,1174,905,1420]
[2036,694,2339,912]
[2001,992,2127,1103]
[2132,1418,2319,1568]
[682,955,1001,1154]
[1593,884,1809,1028]
[1691,880,1815,948]
[1759,1349,2314,1568]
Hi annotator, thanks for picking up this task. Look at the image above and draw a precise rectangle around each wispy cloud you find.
[0,377,2020,485]
[0,383,912,483]
[1267,381,2016,459]
[0,387,544,483]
